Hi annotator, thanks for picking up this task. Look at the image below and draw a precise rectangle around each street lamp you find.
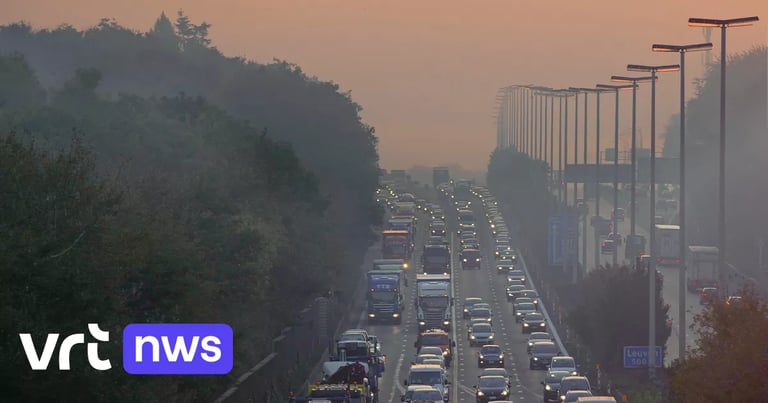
[652,42,713,361]
[597,83,636,266]
[610,75,656,244]
[627,63,681,378]
[688,16,759,296]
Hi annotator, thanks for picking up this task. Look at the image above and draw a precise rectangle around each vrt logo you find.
[19,323,112,370]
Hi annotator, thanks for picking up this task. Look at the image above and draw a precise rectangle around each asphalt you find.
[365,194,558,403]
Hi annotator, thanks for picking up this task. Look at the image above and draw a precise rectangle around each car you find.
[519,290,540,309]
[467,318,489,338]
[470,307,493,325]
[700,287,719,304]
[418,346,444,358]
[507,270,526,283]
[430,224,447,237]
[475,375,511,402]
[401,385,443,403]
[462,240,481,251]
[726,295,743,305]
[611,208,625,222]
[513,297,534,313]
[461,249,482,270]
[550,356,578,375]
[527,332,554,352]
[403,365,450,401]
[480,367,509,379]
[427,236,450,248]
[558,376,592,402]
[542,370,573,402]
[522,312,547,334]
[463,297,484,319]
[514,302,537,323]
[529,341,559,370]
[600,239,616,254]
[477,345,505,368]
[496,259,515,275]
[506,284,526,301]
[564,390,593,403]
[414,353,446,370]
[473,303,492,314]
[469,323,495,347]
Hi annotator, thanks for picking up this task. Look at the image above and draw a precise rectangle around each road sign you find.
[564,214,578,259]
[548,215,563,266]
[623,346,663,368]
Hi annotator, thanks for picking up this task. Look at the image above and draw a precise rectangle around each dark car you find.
[475,375,511,403]
[469,323,495,347]
[430,224,446,237]
[463,297,483,319]
[522,312,547,334]
[461,249,482,270]
[506,285,526,301]
[470,307,493,325]
[700,287,719,305]
[612,208,625,222]
[519,290,540,309]
[477,345,505,368]
[514,302,537,323]
[529,341,559,370]
[527,332,554,353]
[542,370,572,402]
[557,376,591,402]
[496,259,515,275]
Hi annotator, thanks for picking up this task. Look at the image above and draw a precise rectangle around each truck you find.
[416,274,452,332]
[290,361,375,403]
[382,230,410,260]
[433,166,450,188]
[367,270,403,324]
[388,217,415,252]
[422,245,451,275]
[453,179,473,201]
[686,245,719,293]
[653,224,681,266]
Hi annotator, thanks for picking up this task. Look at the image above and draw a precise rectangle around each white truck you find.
[653,224,680,266]
[416,274,452,332]
[686,245,719,293]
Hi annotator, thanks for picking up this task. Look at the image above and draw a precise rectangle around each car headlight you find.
[533,357,538,360]
[419,321,426,326]
[442,350,449,356]
[368,313,375,318]
[470,335,476,339]
[516,312,521,316]
[443,321,450,325]
[463,258,468,262]
[540,323,546,327]
[463,308,469,313]
[545,384,551,391]
[523,323,529,327]
[475,258,480,261]
[393,313,400,318]
[477,391,485,396]
[403,263,408,269]
[528,342,534,347]
[488,335,494,339]
[501,391,509,396]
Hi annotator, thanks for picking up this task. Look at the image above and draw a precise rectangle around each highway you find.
[364,190,559,402]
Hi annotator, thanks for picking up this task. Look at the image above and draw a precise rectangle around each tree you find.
[0,52,46,109]
[564,264,671,373]
[670,287,768,402]
[487,146,551,257]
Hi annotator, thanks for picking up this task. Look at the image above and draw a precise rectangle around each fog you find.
[3,0,766,171]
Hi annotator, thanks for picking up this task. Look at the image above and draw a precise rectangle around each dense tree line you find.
[0,11,382,270]
[661,46,767,274]
[0,53,369,402]
[486,146,551,258]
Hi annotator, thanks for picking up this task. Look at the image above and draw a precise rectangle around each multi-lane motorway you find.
[366,191,558,402]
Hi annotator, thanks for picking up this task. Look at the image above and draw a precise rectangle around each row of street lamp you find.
[494,15,759,376]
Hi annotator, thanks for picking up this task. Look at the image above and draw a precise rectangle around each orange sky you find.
[3,0,766,170]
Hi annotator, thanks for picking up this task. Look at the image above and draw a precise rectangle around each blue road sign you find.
[623,346,663,368]
[548,215,563,266]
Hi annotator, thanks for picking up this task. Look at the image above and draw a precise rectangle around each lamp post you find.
[597,84,636,266]
[550,94,555,186]
[651,43,713,360]
[610,75,656,245]
[688,16,759,296]
[627,63,681,378]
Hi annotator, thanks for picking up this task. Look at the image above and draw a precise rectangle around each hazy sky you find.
[3,1,767,171]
